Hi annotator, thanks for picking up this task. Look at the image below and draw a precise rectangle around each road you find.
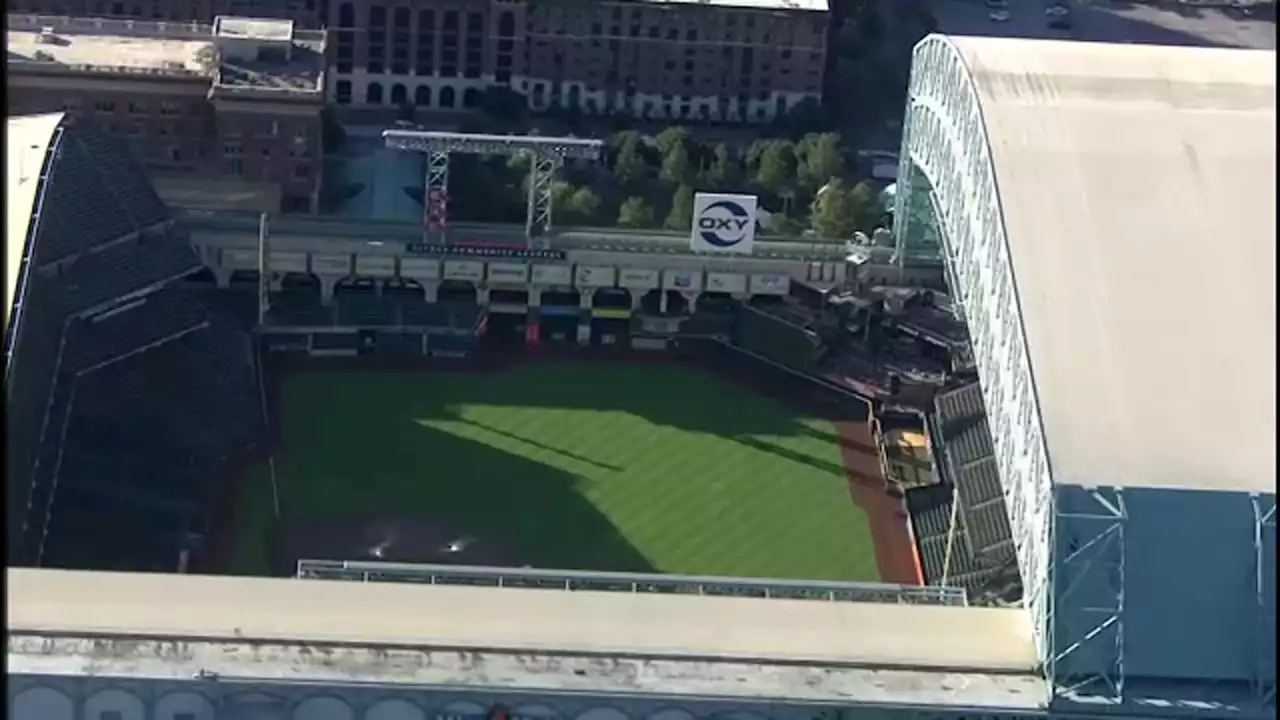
[932,0,1275,49]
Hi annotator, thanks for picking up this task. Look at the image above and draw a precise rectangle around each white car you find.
[989,10,1012,22]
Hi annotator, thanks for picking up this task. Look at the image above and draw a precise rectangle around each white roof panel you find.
[5,113,63,336]
[949,37,1276,493]
[8,568,1037,673]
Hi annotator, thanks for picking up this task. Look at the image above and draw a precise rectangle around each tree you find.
[799,133,847,190]
[654,126,692,156]
[755,141,796,194]
[810,179,861,239]
[618,196,656,228]
[704,143,741,190]
[766,213,805,238]
[665,185,695,230]
[660,142,693,186]
[568,186,601,223]
[612,134,646,187]
[848,180,883,234]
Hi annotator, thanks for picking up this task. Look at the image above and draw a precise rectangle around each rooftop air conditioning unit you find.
[37,27,58,44]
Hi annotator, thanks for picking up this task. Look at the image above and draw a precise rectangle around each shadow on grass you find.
[236,400,655,576]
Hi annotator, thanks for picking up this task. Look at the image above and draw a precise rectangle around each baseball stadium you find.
[6,34,1277,720]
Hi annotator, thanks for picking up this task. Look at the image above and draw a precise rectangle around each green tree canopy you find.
[810,179,861,239]
[665,184,696,230]
[798,133,847,190]
[654,126,692,156]
[660,142,693,186]
[704,143,742,190]
[612,134,646,187]
[618,196,656,229]
[754,140,796,194]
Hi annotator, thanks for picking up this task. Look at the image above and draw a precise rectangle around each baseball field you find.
[229,358,899,583]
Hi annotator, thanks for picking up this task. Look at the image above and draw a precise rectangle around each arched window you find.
[415,86,432,107]
[439,86,456,108]
[391,84,407,105]
[338,2,354,26]
[366,82,384,105]
[335,80,353,105]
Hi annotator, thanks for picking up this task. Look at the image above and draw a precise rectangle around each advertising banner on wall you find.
[354,254,396,276]
[443,260,485,282]
[618,268,660,290]
[399,258,441,279]
[690,193,758,255]
[530,264,572,286]
[705,272,747,294]
[662,269,703,292]
[575,265,617,288]
[268,251,308,273]
[311,254,353,276]
[486,262,529,284]
[749,273,791,295]
[406,242,566,261]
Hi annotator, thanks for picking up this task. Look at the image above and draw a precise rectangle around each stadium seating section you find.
[7,121,262,570]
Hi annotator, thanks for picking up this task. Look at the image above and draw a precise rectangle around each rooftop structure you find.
[897,34,1276,714]
[9,567,1044,710]
[3,114,61,338]
[5,13,325,99]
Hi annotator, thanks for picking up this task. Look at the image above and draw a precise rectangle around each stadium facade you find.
[6,35,1277,720]
[892,35,1276,718]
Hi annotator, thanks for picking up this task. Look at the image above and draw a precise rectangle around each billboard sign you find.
[486,262,529,284]
[268,251,308,273]
[530,264,572,286]
[443,260,484,282]
[400,258,441,279]
[406,243,565,261]
[354,254,395,276]
[662,269,703,292]
[618,268,660,290]
[575,265,617,288]
[705,272,747,294]
[749,273,791,295]
[311,254,353,276]
[691,193,757,255]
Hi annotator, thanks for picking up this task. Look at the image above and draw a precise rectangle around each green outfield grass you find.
[233,363,879,581]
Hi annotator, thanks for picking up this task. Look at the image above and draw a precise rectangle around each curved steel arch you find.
[892,34,1059,677]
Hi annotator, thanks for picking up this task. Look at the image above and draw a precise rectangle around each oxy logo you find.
[696,200,753,248]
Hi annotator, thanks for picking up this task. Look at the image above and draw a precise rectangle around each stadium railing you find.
[296,559,969,606]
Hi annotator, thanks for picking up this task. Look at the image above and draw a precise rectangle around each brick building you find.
[10,0,828,125]
[6,14,327,213]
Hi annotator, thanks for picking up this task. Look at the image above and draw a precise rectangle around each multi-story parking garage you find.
[7,35,1277,720]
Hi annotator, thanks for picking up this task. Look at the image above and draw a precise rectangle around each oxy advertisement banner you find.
[618,268,660,290]
[486,262,529,284]
[355,254,396,276]
[575,265,617,288]
[311,254,353,276]
[400,257,441,279]
[268,251,308,273]
[749,273,791,295]
[530,264,572,286]
[705,272,746,294]
[443,260,485,282]
[690,193,757,255]
[663,269,703,292]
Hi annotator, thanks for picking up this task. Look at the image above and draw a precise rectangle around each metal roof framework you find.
[892,34,1276,714]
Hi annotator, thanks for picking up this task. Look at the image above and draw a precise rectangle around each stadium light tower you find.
[382,130,604,247]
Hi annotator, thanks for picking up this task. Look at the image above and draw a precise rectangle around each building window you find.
[439,85,456,108]
[390,83,407,105]
[128,101,148,114]
[159,101,181,116]
[223,142,243,156]
[335,79,352,104]
[366,82,384,104]
[94,100,115,113]
[414,85,431,106]
[294,163,311,180]
[223,159,243,176]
